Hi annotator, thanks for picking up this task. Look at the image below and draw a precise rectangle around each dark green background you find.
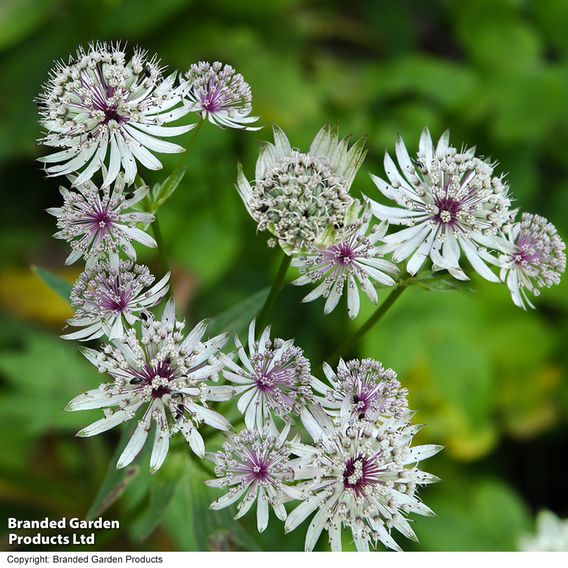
[1,0,567,551]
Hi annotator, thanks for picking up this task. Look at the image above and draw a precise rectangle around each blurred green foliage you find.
[1,0,567,552]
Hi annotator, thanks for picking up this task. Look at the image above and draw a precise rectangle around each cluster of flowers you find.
[237,126,566,315]
[37,41,565,552]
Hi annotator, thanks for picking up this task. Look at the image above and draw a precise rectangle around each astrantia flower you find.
[236,125,366,254]
[498,213,566,309]
[207,425,301,532]
[184,61,260,130]
[47,174,156,265]
[520,510,568,552]
[66,300,233,473]
[37,42,193,187]
[221,321,315,431]
[368,129,513,282]
[63,255,170,341]
[292,213,398,319]
[286,419,441,552]
[312,358,408,425]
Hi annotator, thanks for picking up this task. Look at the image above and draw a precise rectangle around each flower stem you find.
[255,254,292,336]
[324,284,408,366]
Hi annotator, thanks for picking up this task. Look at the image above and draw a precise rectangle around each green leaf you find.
[130,449,186,541]
[148,169,187,213]
[0,326,102,435]
[86,424,141,520]
[163,459,261,551]
[32,265,72,302]
[410,272,467,292]
[413,477,531,551]
[0,0,56,50]
[208,287,269,337]
[170,200,243,287]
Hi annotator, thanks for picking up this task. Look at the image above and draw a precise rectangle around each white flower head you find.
[368,129,514,282]
[286,418,441,552]
[499,213,566,309]
[37,42,194,187]
[520,510,568,552]
[47,174,156,265]
[207,424,301,532]
[292,211,398,319]
[184,61,260,130]
[313,358,408,425]
[66,299,234,473]
[221,320,315,431]
[236,125,367,254]
[63,254,170,342]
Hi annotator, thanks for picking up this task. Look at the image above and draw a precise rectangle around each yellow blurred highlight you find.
[503,366,562,439]
[0,267,76,326]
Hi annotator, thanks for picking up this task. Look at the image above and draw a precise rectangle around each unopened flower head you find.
[184,61,259,130]
[292,212,398,319]
[222,321,314,431]
[499,213,566,309]
[286,419,441,552]
[47,174,156,265]
[37,42,193,187]
[63,255,170,341]
[207,425,300,532]
[313,358,408,425]
[520,510,568,552]
[236,125,366,254]
[66,300,234,473]
[369,129,513,282]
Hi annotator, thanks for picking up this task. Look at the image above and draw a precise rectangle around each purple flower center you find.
[201,85,227,113]
[249,457,270,482]
[336,243,355,265]
[343,455,380,496]
[90,209,114,231]
[326,242,355,266]
[102,106,126,124]
[253,362,296,395]
[433,196,461,225]
[86,75,128,124]
[514,233,543,266]
[255,373,273,392]
[352,393,369,419]
[108,295,130,313]
[131,359,177,398]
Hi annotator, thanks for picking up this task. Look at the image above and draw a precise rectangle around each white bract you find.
[498,213,566,309]
[312,358,408,425]
[47,174,156,265]
[184,61,260,130]
[66,300,234,473]
[368,129,513,282]
[221,320,316,431]
[38,42,193,187]
[236,125,366,254]
[63,254,170,341]
[207,425,302,532]
[286,417,441,552]
[292,213,398,319]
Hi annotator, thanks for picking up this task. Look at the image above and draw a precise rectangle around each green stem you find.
[255,254,292,336]
[152,213,170,275]
[324,284,408,366]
